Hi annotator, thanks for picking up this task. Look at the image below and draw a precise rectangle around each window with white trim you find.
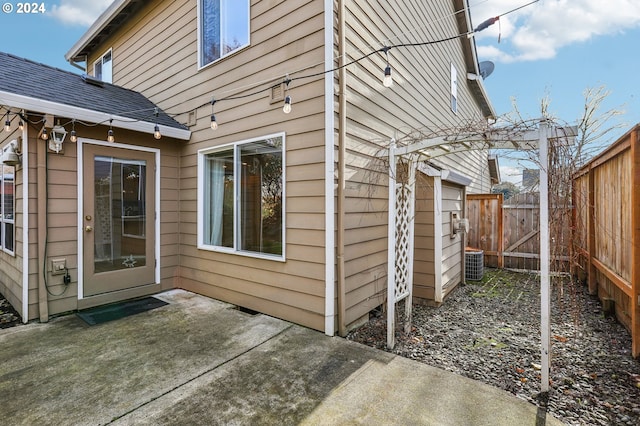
[94,49,112,83]
[0,164,15,254]
[450,62,458,114]
[199,134,284,258]
[199,0,250,67]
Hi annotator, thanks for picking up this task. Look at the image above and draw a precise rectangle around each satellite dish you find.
[479,61,495,79]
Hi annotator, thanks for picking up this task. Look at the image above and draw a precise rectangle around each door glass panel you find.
[94,156,147,273]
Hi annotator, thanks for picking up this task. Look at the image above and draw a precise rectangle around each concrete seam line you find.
[106,324,294,424]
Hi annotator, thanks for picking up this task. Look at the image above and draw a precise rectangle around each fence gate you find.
[468,193,571,271]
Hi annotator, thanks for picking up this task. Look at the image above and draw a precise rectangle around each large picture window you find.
[199,134,284,258]
[199,0,250,67]
[0,164,15,254]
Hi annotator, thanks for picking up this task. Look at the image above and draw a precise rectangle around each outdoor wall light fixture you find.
[3,138,22,166]
[49,125,67,154]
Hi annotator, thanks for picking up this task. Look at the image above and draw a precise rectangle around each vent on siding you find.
[187,109,197,127]
[271,82,285,103]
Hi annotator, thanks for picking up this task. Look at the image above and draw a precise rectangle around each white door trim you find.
[77,138,161,300]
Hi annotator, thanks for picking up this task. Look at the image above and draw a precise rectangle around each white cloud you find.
[470,0,640,63]
[50,0,112,27]
[499,165,523,185]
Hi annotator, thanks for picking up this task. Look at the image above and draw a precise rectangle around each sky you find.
[1,0,639,185]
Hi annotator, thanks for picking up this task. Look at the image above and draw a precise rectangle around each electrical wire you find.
[1,0,540,129]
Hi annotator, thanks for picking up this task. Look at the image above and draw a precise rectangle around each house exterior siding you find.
[85,0,329,331]
[0,128,24,318]
[0,0,493,333]
[341,0,492,327]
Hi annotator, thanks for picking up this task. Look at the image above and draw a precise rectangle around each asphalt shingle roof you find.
[0,51,186,130]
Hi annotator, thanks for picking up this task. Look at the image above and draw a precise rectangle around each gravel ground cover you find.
[0,294,21,328]
[347,268,640,426]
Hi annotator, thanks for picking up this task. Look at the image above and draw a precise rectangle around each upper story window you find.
[0,163,15,255]
[94,49,112,83]
[450,62,458,114]
[198,134,284,259]
[199,0,250,67]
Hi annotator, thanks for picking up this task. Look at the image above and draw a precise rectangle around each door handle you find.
[85,225,93,232]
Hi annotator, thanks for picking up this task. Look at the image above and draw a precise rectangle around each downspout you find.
[323,0,337,336]
[337,0,347,337]
[37,132,48,322]
[21,128,29,322]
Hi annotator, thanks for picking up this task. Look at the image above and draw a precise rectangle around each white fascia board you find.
[0,90,191,140]
[441,169,473,186]
[417,163,473,186]
[65,0,132,62]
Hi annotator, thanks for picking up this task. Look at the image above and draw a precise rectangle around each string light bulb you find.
[41,127,48,140]
[69,120,77,143]
[4,116,10,132]
[18,120,24,131]
[383,64,393,87]
[283,95,292,114]
[210,98,218,130]
[107,119,115,143]
[154,124,162,140]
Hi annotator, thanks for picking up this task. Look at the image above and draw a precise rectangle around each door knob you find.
[85,225,93,232]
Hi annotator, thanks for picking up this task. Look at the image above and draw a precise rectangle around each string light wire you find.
[0,0,539,132]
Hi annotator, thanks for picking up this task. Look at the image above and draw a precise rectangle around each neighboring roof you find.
[66,0,147,64]
[0,52,190,140]
[453,0,496,119]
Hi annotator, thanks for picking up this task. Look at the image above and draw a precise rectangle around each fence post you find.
[539,121,551,393]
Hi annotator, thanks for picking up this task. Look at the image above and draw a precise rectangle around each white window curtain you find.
[206,157,225,246]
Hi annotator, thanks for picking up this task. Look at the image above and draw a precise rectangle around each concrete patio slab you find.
[0,290,564,425]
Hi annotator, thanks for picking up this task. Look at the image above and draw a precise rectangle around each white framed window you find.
[198,0,250,68]
[0,163,15,255]
[198,134,285,259]
[94,49,113,83]
[450,62,458,114]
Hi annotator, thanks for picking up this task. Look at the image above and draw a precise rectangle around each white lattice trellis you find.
[394,183,412,300]
[383,124,577,391]
[386,142,416,349]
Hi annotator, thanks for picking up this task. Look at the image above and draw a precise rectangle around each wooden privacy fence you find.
[573,124,640,357]
[467,193,571,271]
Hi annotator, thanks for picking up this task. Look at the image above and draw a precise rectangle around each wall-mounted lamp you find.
[49,125,67,154]
[3,138,22,166]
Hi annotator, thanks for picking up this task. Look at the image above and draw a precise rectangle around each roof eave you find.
[65,0,133,63]
[0,90,191,140]
[453,0,496,120]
